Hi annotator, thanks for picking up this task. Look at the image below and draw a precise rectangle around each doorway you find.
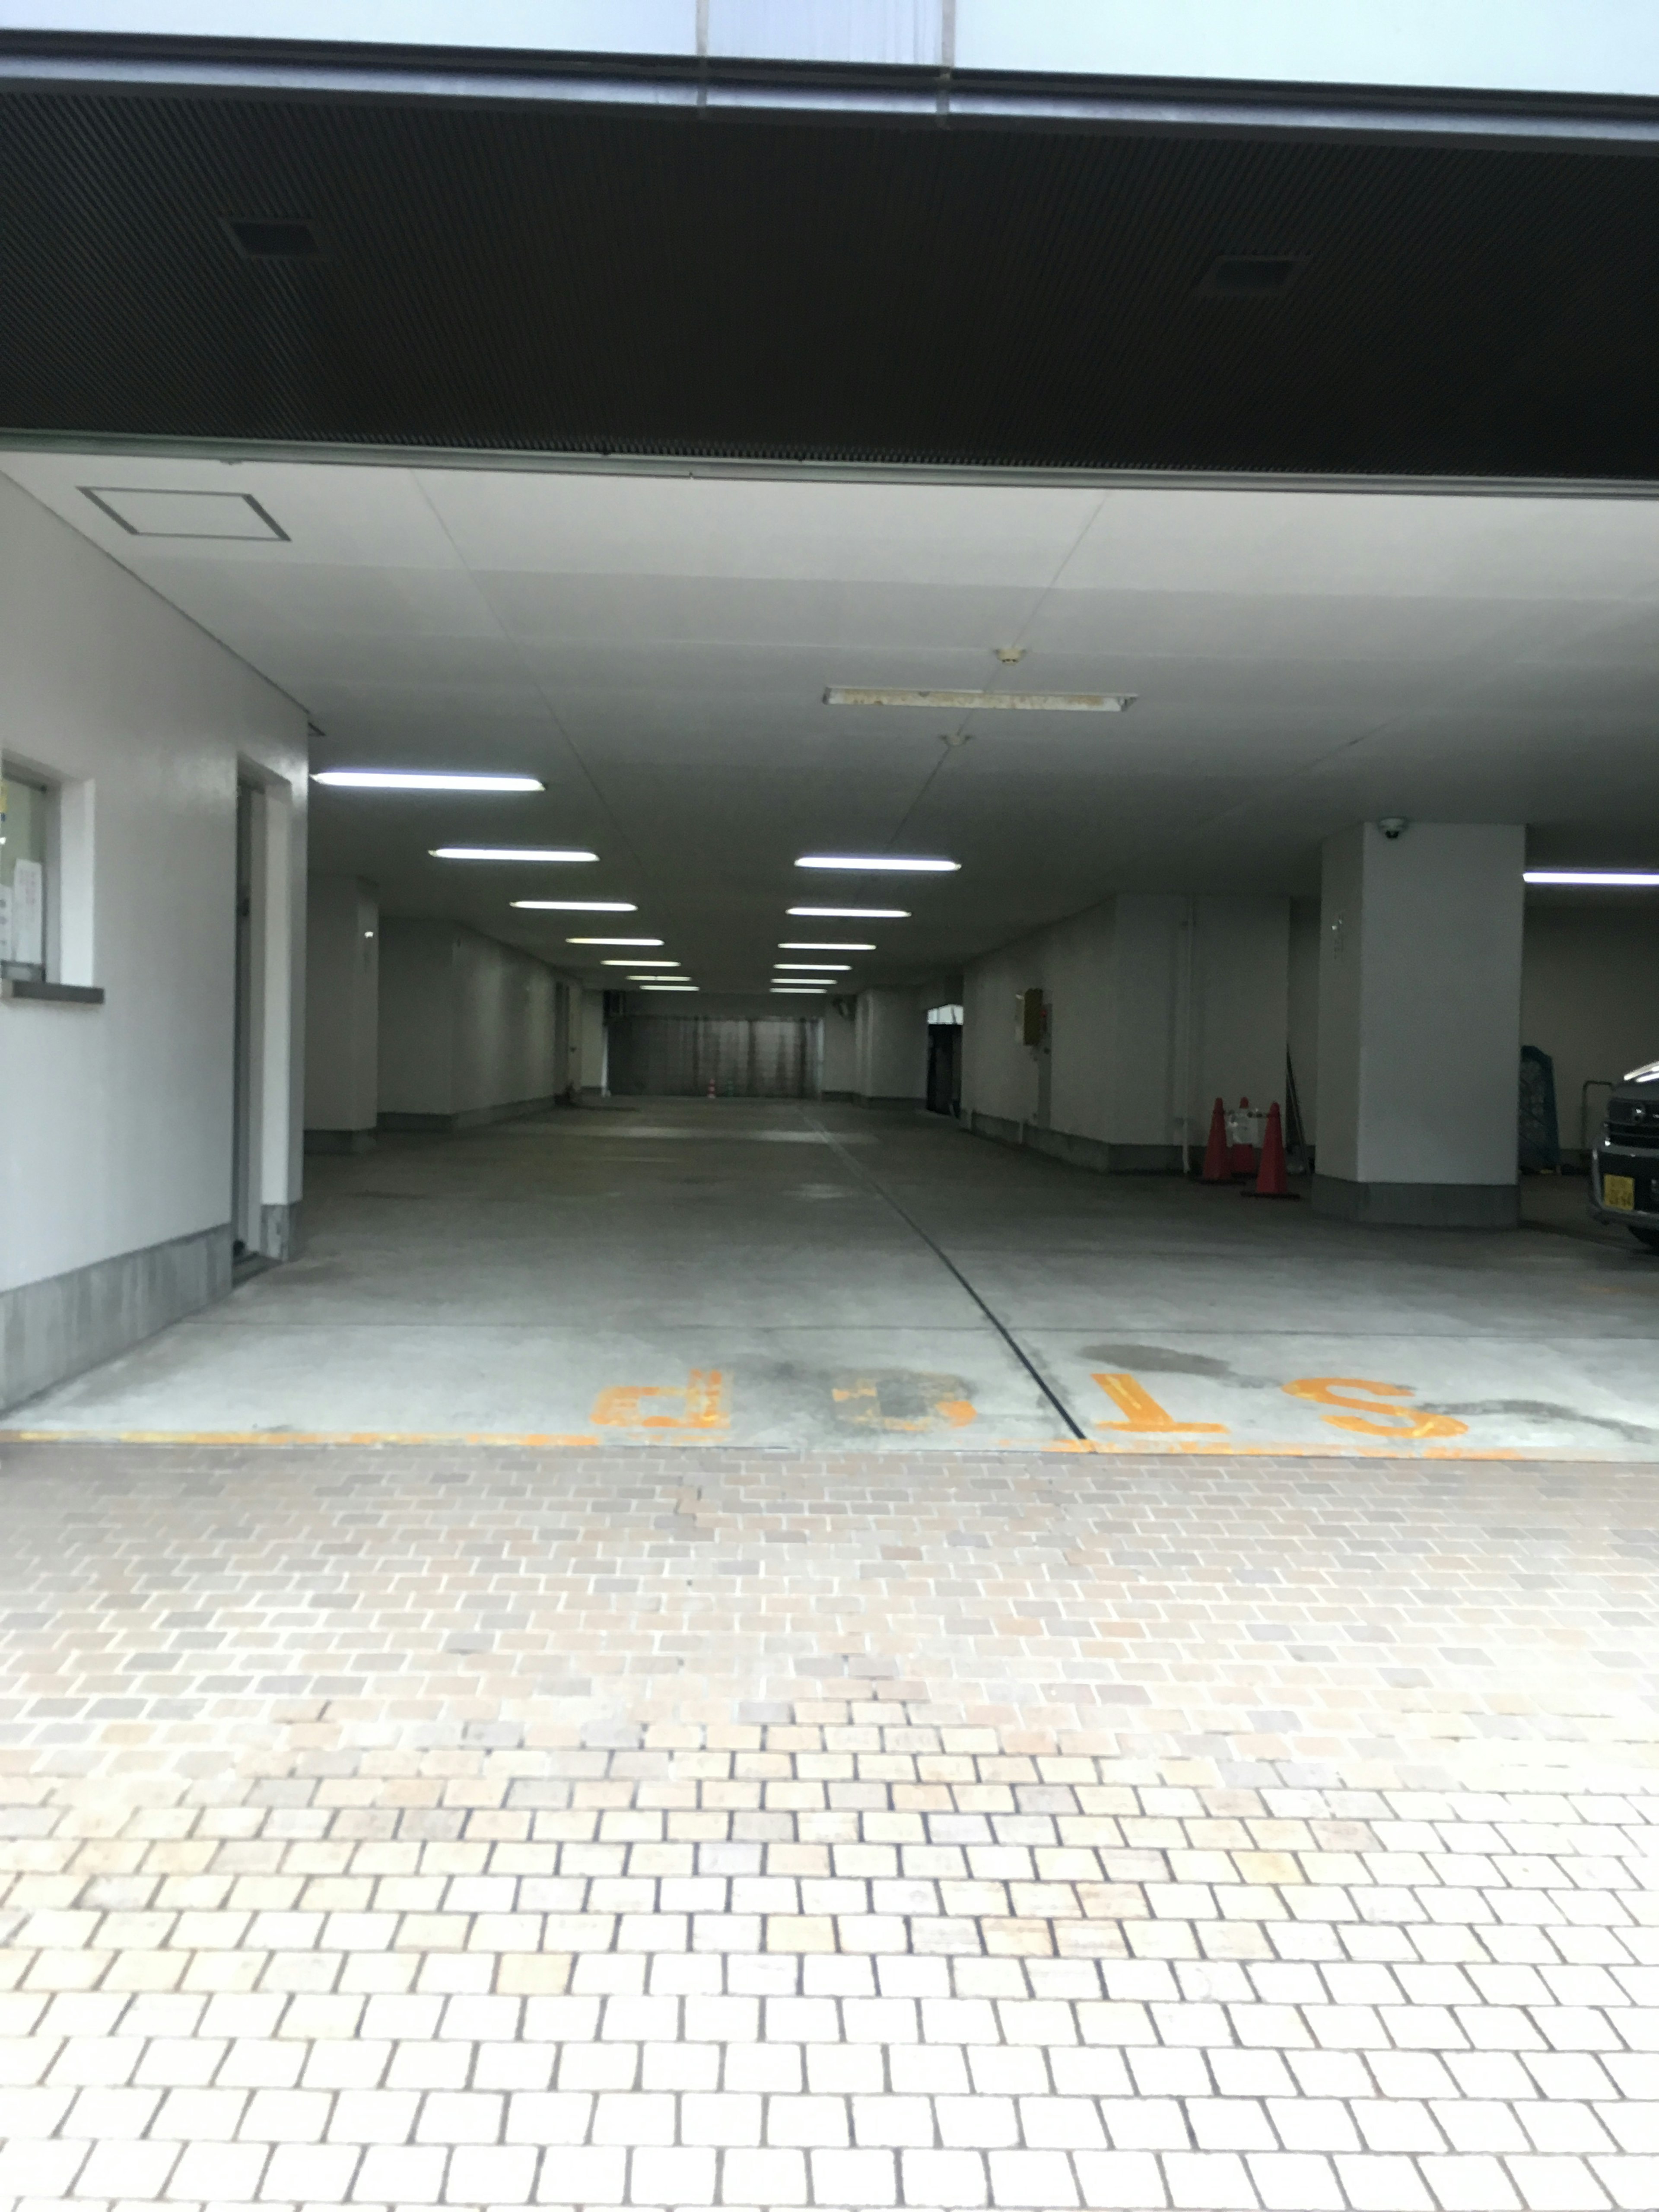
[231,782,257,1258]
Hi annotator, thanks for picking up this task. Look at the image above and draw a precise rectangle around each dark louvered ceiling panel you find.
[4,85,1659,474]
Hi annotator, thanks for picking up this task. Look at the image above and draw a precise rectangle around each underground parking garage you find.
[3,12,1659,2212]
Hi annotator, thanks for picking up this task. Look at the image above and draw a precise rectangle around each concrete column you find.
[1314,822,1525,1225]
[820,998,858,1099]
[579,988,607,1096]
[856,990,928,1104]
[303,875,378,1154]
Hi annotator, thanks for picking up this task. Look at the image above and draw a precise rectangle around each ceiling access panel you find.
[6,49,1659,475]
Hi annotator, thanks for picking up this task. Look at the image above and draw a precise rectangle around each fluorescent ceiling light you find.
[603,958,677,966]
[314,770,544,791]
[824,686,1132,712]
[779,941,875,951]
[432,845,595,862]
[641,984,698,992]
[566,937,663,946]
[797,855,959,874]
[512,899,637,912]
[1524,869,1659,886]
[775,962,850,971]
[788,905,909,919]
[772,985,829,993]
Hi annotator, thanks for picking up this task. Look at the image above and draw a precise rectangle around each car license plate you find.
[1605,1173,1636,1211]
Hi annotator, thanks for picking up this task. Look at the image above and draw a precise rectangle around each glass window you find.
[0,772,49,982]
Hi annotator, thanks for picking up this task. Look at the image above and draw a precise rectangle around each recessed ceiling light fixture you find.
[772,985,829,994]
[567,937,663,947]
[1197,253,1306,297]
[788,906,909,919]
[642,983,699,992]
[823,686,1131,713]
[223,215,322,259]
[432,845,594,861]
[779,941,874,951]
[512,900,637,912]
[315,771,543,792]
[797,855,959,874]
[776,962,850,972]
[1524,869,1659,886]
[603,958,677,967]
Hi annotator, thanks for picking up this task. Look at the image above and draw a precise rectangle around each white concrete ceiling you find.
[6,450,1659,992]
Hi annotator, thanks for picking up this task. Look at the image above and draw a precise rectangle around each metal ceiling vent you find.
[1197,254,1307,297]
[221,216,322,260]
[79,488,289,541]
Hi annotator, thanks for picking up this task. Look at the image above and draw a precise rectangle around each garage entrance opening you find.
[606,1014,821,1099]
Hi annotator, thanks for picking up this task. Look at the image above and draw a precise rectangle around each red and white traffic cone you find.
[1244,1100,1299,1199]
[1229,1096,1258,1179]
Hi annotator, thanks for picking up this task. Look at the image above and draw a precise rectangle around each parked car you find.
[1591,1060,1659,1251]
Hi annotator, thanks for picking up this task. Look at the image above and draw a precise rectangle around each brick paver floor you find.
[0,1443,1656,2211]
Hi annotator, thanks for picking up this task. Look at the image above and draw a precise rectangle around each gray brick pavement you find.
[0,1443,1654,2209]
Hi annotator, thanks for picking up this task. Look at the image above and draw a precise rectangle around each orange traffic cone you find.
[707,1079,716,1100]
[1229,1096,1258,1179]
[1201,1097,1229,1182]
[1244,1100,1299,1199]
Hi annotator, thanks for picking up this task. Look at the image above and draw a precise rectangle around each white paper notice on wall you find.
[10,858,43,967]
[0,884,10,963]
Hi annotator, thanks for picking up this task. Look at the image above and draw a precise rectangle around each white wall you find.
[1318,821,1525,1187]
[377,918,455,1118]
[1045,903,1118,1140]
[1105,897,1181,1146]
[821,999,858,1094]
[856,989,929,1101]
[0,471,306,1297]
[963,937,1044,1128]
[304,876,378,1133]
[377,917,565,1120]
[1522,900,1659,1153]
[1188,895,1292,1135]
[579,988,606,1092]
[961,892,1290,1158]
[452,926,559,1115]
[1287,896,1322,1144]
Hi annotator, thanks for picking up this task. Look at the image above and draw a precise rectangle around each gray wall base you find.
[820,1088,857,1103]
[260,1203,300,1262]
[379,1095,559,1133]
[969,1111,1183,1176]
[305,1128,375,1156]
[1,1224,232,1416]
[1312,1174,1519,1227]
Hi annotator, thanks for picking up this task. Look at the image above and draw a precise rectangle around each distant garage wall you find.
[1522,900,1659,1155]
[378,918,566,1128]
[963,894,1290,1171]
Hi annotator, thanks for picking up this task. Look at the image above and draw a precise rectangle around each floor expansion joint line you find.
[800,1106,1090,1440]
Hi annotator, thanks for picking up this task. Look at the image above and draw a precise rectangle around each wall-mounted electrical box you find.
[1017,986,1046,1047]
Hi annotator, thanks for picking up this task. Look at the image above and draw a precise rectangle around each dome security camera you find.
[1378,817,1409,839]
